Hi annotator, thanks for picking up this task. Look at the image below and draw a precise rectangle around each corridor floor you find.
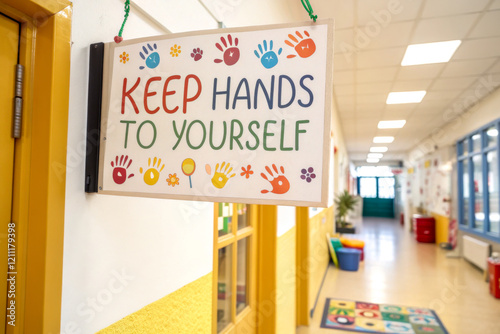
[296,218,500,334]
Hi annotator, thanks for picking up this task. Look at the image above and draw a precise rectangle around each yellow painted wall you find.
[307,207,334,309]
[276,227,296,334]
[98,273,212,334]
[431,212,449,244]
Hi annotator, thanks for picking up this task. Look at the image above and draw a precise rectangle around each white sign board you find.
[98,20,334,206]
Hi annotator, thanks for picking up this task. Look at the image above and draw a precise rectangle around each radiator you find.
[462,235,491,270]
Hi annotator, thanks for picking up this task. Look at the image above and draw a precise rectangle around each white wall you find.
[61,1,217,333]
[277,206,295,237]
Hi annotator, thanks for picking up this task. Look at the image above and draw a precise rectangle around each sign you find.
[97,20,334,206]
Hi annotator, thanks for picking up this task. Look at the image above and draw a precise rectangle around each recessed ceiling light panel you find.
[366,158,380,163]
[368,153,383,159]
[402,40,461,66]
[370,147,388,152]
[373,136,394,143]
[378,120,406,129]
[386,91,426,104]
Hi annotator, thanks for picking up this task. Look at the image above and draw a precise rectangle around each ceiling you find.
[308,0,500,163]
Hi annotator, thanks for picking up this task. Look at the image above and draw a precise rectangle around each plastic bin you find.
[488,257,500,299]
[336,248,361,271]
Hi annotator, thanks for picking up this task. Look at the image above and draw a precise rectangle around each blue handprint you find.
[254,40,282,69]
[139,43,160,70]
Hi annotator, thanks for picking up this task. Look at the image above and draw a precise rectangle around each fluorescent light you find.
[373,136,394,143]
[368,153,383,159]
[378,120,406,129]
[370,147,388,153]
[472,134,480,140]
[401,40,461,66]
[487,129,498,137]
[367,158,380,163]
[386,91,426,104]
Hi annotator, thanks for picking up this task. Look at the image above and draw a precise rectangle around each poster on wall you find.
[93,20,334,206]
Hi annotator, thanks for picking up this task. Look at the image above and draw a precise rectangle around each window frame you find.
[457,118,500,243]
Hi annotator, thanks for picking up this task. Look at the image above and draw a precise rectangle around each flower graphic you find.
[300,167,316,183]
[167,173,180,187]
[170,44,181,57]
[119,51,129,63]
[240,165,254,179]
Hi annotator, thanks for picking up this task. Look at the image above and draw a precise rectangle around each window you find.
[458,119,500,242]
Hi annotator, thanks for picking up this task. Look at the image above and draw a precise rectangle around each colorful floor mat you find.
[320,298,449,334]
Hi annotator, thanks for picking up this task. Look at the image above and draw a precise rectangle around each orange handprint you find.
[261,164,290,194]
[285,30,316,59]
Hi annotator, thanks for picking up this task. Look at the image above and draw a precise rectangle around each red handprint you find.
[261,164,290,194]
[214,34,240,66]
[111,155,134,184]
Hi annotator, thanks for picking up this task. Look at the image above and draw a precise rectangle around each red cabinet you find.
[413,215,436,243]
[488,258,500,298]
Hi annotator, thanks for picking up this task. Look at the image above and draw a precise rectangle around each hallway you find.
[297,218,500,334]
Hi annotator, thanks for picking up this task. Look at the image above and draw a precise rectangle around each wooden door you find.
[213,203,257,334]
[0,12,20,333]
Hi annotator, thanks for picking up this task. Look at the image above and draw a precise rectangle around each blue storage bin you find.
[336,248,361,271]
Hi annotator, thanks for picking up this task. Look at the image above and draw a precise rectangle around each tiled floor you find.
[297,217,500,334]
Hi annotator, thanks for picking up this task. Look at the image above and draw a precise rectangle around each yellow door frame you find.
[0,1,71,333]
[295,206,309,326]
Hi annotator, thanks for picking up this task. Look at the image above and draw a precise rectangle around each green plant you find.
[335,190,359,228]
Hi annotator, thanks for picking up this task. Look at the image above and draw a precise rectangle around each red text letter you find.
[121,77,141,114]
[183,74,202,114]
[163,75,181,114]
[144,76,161,114]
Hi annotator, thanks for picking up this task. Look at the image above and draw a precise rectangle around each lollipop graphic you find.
[181,158,196,188]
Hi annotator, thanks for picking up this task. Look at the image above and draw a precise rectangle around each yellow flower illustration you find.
[170,44,181,57]
[119,51,129,63]
[167,173,180,187]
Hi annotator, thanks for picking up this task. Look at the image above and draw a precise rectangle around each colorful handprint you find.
[140,157,165,186]
[211,162,236,189]
[139,43,160,69]
[285,30,316,59]
[110,155,134,184]
[214,34,240,66]
[254,40,282,69]
[261,164,290,194]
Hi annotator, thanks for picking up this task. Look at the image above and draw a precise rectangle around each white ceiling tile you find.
[361,21,413,50]
[357,47,406,69]
[396,63,446,80]
[424,90,462,102]
[334,53,355,71]
[356,67,399,83]
[468,11,500,38]
[356,82,393,95]
[357,94,387,104]
[431,76,478,91]
[334,29,354,54]
[316,1,354,29]
[453,37,500,60]
[391,79,433,91]
[422,0,489,18]
[357,0,421,25]
[490,1,500,10]
[355,103,386,115]
[441,58,497,77]
[333,85,355,96]
[333,70,356,85]
[411,14,479,44]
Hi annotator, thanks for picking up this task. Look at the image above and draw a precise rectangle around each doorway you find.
[213,203,257,334]
[359,176,396,218]
[0,12,20,333]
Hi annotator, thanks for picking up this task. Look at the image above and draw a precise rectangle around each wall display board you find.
[89,20,334,206]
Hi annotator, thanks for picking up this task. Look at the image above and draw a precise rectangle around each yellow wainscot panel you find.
[98,273,212,334]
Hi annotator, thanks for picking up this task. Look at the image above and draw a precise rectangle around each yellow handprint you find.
[140,157,165,186]
[211,162,236,189]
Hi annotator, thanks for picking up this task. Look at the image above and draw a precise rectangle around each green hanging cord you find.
[301,0,317,22]
[114,0,131,43]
